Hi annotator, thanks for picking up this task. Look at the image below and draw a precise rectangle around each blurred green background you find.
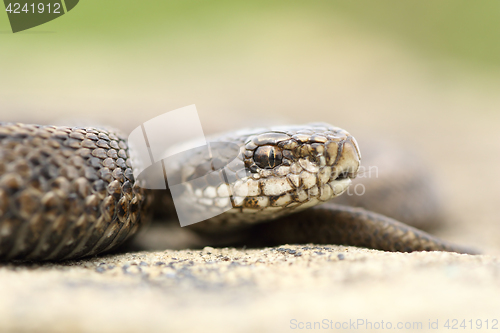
[2,0,500,67]
[2,0,500,130]
[2,1,500,124]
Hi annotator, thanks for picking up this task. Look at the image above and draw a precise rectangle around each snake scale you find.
[0,122,475,261]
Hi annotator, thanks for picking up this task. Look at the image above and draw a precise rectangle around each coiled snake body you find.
[0,122,474,261]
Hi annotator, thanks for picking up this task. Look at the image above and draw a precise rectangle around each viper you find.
[0,122,476,261]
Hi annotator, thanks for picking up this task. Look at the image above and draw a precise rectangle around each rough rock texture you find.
[0,246,499,332]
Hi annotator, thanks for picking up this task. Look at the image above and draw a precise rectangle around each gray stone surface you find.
[1,246,499,333]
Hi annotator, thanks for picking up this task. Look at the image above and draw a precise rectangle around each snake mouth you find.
[334,171,354,181]
[328,172,353,196]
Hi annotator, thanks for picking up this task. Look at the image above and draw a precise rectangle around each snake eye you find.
[254,145,283,169]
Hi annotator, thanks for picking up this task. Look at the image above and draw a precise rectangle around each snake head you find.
[167,123,361,226]
[241,123,360,197]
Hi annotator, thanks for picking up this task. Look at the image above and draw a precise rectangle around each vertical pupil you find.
[269,149,275,167]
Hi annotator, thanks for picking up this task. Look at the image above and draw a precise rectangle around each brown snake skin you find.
[0,123,151,260]
[238,204,472,253]
[0,122,475,261]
